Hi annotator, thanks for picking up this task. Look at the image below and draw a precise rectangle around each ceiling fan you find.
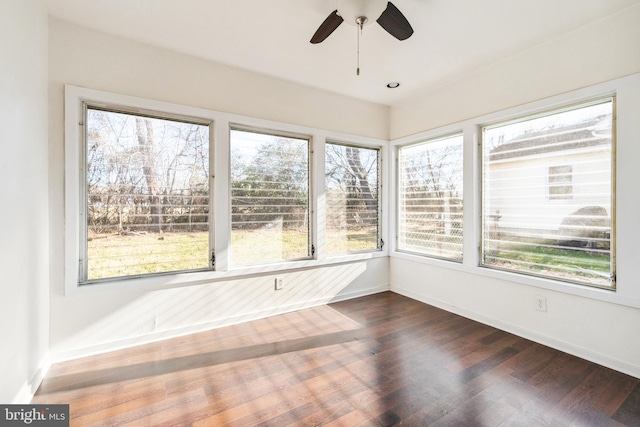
[310,0,414,44]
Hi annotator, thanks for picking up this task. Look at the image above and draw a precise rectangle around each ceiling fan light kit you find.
[310,0,413,76]
[337,0,388,28]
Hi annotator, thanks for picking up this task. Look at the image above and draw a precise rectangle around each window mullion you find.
[312,133,326,260]
[212,118,230,271]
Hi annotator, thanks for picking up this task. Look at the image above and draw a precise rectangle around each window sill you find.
[390,250,640,310]
[66,250,388,296]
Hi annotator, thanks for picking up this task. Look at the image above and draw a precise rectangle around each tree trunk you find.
[345,147,377,225]
[136,118,162,232]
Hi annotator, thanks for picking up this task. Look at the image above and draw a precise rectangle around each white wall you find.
[391,3,640,139]
[52,260,388,360]
[390,4,640,378]
[49,20,389,140]
[391,260,640,377]
[0,0,49,403]
[48,19,390,360]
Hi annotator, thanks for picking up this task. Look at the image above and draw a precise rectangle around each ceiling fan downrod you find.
[309,1,413,76]
[356,16,367,76]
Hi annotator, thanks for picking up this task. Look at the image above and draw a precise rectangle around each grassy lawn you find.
[229,228,377,265]
[498,245,609,272]
[88,228,377,279]
[325,228,378,256]
[488,243,611,286]
[87,232,209,280]
[89,230,610,287]
[230,228,308,265]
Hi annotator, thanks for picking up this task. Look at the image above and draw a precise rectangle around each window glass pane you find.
[325,143,380,255]
[85,108,210,281]
[397,134,464,260]
[230,129,310,266]
[482,99,614,288]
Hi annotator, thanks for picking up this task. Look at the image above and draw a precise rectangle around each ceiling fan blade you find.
[310,10,344,44]
[376,2,414,41]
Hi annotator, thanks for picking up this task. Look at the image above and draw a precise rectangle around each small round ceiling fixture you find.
[387,82,400,89]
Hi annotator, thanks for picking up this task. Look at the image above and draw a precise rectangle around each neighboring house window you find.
[230,128,311,266]
[548,165,573,200]
[397,134,464,261]
[325,142,381,255]
[83,107,211,282]
[482,98,615,288]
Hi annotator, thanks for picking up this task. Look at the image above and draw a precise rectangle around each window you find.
[325,142,381,255]
[397,134,464,260]
[482,98,615,288]
[67,86,389,292]
[82,106,211,282]
[548,165,573,200]
[230,128,311,266]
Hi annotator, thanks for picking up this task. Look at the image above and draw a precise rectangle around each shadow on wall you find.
[52,261,375,360]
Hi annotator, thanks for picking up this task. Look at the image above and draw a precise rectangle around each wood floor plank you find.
[32,292,640,426]
[613,382,640,425]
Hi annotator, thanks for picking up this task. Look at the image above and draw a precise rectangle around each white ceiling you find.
[42,0,639,106]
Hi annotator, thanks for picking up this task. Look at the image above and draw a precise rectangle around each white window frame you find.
[64,85,388,296]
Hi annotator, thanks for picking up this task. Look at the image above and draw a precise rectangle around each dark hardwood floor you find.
[33,292,640,426]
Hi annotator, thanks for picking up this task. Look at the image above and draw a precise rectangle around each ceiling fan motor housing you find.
[309,0,412,45]
[337,0,388,26]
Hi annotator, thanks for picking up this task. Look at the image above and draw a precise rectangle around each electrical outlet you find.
[535,295,547,312]
[275,276,284,290]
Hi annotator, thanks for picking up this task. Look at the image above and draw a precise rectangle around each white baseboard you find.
[12,353,51,404]
[329,285,389,303]
[52,285,389,364]
[391,285,640,380]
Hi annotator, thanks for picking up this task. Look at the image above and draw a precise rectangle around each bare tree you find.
[135,118,162,232]
[325,144,378,228]
[346,147,377,221]
[86,109,209,235]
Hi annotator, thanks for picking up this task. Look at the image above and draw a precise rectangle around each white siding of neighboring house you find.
[486,146,611,234]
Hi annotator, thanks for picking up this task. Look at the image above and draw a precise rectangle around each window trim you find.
[64,85,388,296]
